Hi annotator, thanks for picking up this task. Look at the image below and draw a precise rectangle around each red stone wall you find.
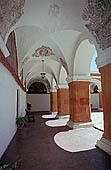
[57,88,69,115]
[69,81,91,123]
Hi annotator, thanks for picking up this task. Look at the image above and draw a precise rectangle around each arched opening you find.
[90,51,98,73]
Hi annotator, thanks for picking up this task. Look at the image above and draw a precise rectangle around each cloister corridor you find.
[1,0,111,169]
[0,112,111,170]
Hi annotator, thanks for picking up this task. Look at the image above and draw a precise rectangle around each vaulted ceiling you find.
[2,0,104,90]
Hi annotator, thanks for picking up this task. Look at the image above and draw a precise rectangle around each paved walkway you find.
[0,112,111,170]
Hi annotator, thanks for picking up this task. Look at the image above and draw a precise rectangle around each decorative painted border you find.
[82,0,111,50]
[32,45,55,57]
[0,0,25,39]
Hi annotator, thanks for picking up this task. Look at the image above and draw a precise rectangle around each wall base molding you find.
[96,137,111,155]
[67,120,94,129]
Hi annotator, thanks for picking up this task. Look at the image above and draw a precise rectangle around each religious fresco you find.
[28,82,47,94]
[82,0,111,50]
[0,0,25,39]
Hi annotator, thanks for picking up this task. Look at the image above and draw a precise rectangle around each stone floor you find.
[0,112,111,170]
[54,127,103,153]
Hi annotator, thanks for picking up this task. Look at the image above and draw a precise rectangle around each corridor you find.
[0,112,111,170]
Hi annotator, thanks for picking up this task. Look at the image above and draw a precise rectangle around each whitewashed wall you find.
[27,94,50,111]
[91,93,99,109]
[0,63,26,158]
[20,89,26,117]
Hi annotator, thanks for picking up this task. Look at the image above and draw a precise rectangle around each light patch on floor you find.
[54,128,103,152]
[42,113,57,119]
[45,118,69,127]
[91,112,104,131]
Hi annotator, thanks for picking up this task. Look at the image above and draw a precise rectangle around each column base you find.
[51,112,58,115]
[56,114,70,119]
[98,108,103,111]
[67,120,94,129]
[96,137,111,155]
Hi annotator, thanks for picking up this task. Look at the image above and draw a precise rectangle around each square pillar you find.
[67,81,93,129]
[57,88,69,118]
[50,91,58,114]
[99,91,103,109]
[99,64,111,140]
[96,64,111,155]
[100,64,111,140]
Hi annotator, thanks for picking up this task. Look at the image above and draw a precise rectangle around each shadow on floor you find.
[0,112,111,170]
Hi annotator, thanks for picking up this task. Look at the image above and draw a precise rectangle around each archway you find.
[27,81,51,112]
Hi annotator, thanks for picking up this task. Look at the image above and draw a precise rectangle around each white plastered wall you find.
[0,63,26,158]
[90,79,101,109]
[27,94,50,111]
[91,94,99,109]
[58,66,69,89]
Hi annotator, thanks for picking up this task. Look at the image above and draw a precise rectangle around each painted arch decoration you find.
[28,82,47,94]
[32,45,55,57]
[59,57,69,75]
[82,0,111,50]
[27,78,51,91]
[25,43,69,76]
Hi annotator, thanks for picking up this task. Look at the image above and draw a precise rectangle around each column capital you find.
[57,84,69,89]
[66,75,91,84]
[96,47,111,68]
[51,88,57,92]
[96,56,111,69]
